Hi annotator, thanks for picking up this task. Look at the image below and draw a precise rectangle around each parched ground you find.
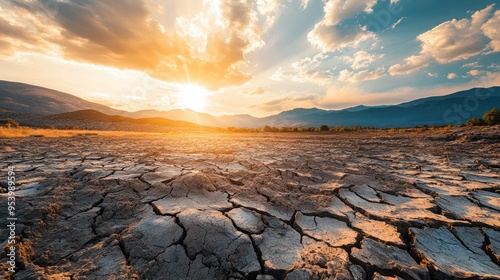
[0,127,499,280]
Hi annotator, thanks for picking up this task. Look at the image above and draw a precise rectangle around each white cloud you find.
[388,54,431,76]
[389,4,499,76]
[488,63,500,70]
[342,51,380,70]
[391,17,405,29]
[462,61,482,68]
[307,0,377,52]
[417,12,488,63]
[322,0,377,26]
[250,92,320,113]
[482,10,500,52]
[300,0,311,10]
[447,73,457,80]
[271,53,334,84]
[308,24,375,52]
[256,0,283,30]
[338,67,386,83]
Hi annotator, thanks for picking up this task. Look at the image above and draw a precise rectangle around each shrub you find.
[483,107,500,126]
[319,125,329,131]
[5,118,20,128]
[263,125,278,132]
[465,117,486,126]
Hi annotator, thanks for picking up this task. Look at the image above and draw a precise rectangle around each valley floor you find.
[0,126,499,279]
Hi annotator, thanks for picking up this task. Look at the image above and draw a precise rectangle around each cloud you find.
[251,94,319,113]
[388,54,431,76]
[482,10,500,52]
[338,67,386,83]
[462,61,482,68]
[322,0,378,26]
[271,53,334,85]
[389,5,498,76]
[488,63,500,70]
[468,69,485,77]
[256,0,284,30]
[308,24,376,53]
[245,87,266,95]
[0,0,275,91]
[342,51,380,70]
[417,6,492,64]
[447,73,457,80]
[300,0,311,10]
[390,17,405,29]
[307,0,377,52]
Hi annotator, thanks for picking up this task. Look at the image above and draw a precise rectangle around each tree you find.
[465,117,486,126]
[5,118,20,128]
[263,125,278,132]
[319,125,329,131]
[483,107,500,126]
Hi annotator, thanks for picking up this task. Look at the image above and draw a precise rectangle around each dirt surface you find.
[0,126,499,279]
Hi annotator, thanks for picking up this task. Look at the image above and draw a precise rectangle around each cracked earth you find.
[0,126,499,279]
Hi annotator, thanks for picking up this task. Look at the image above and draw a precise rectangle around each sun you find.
[177,84,209,111]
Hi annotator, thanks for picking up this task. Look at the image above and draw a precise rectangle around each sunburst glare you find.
[177,84,209,111]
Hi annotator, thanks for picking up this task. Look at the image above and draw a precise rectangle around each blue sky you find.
[0,0,499,116]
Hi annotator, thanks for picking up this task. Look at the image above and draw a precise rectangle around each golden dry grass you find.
[0,127,154,138]
[0,125,459,138]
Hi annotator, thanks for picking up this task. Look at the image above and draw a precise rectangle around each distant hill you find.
[50,110,205,127]
[9,109,218,132]
[0,80,124,115]
[258,87,500,127]
[126,109,261,128]
[1,80,499,128]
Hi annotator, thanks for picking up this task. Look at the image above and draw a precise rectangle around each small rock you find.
[371,272,402,280]
[294,212,358,247]
[352,185,381,202]
[411,227,500,279]
[178,209,260,277]
[121,215,183,263]
[435,195,500,227]
[254,218,302,272]
[152,189,231,215]
[471,190,500,212]
[347,212,404,246]
[226,208,265,234]
[484,228,500,263]
[352,238,428,280]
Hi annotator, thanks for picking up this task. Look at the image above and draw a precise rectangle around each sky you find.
[1,0,499,117]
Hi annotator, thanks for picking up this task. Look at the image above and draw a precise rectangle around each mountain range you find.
[1,80,499,128]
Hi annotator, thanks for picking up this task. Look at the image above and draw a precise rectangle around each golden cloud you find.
[0,0,269,91]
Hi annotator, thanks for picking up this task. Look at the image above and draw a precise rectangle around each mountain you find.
[10,109,218,132]
[126,109,261,128]
[260,87,500,127]
[0,80,125,115]
[49,110,205,127]
[1,80,499,128]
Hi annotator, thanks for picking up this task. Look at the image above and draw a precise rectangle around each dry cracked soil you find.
[0,126,499,280]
